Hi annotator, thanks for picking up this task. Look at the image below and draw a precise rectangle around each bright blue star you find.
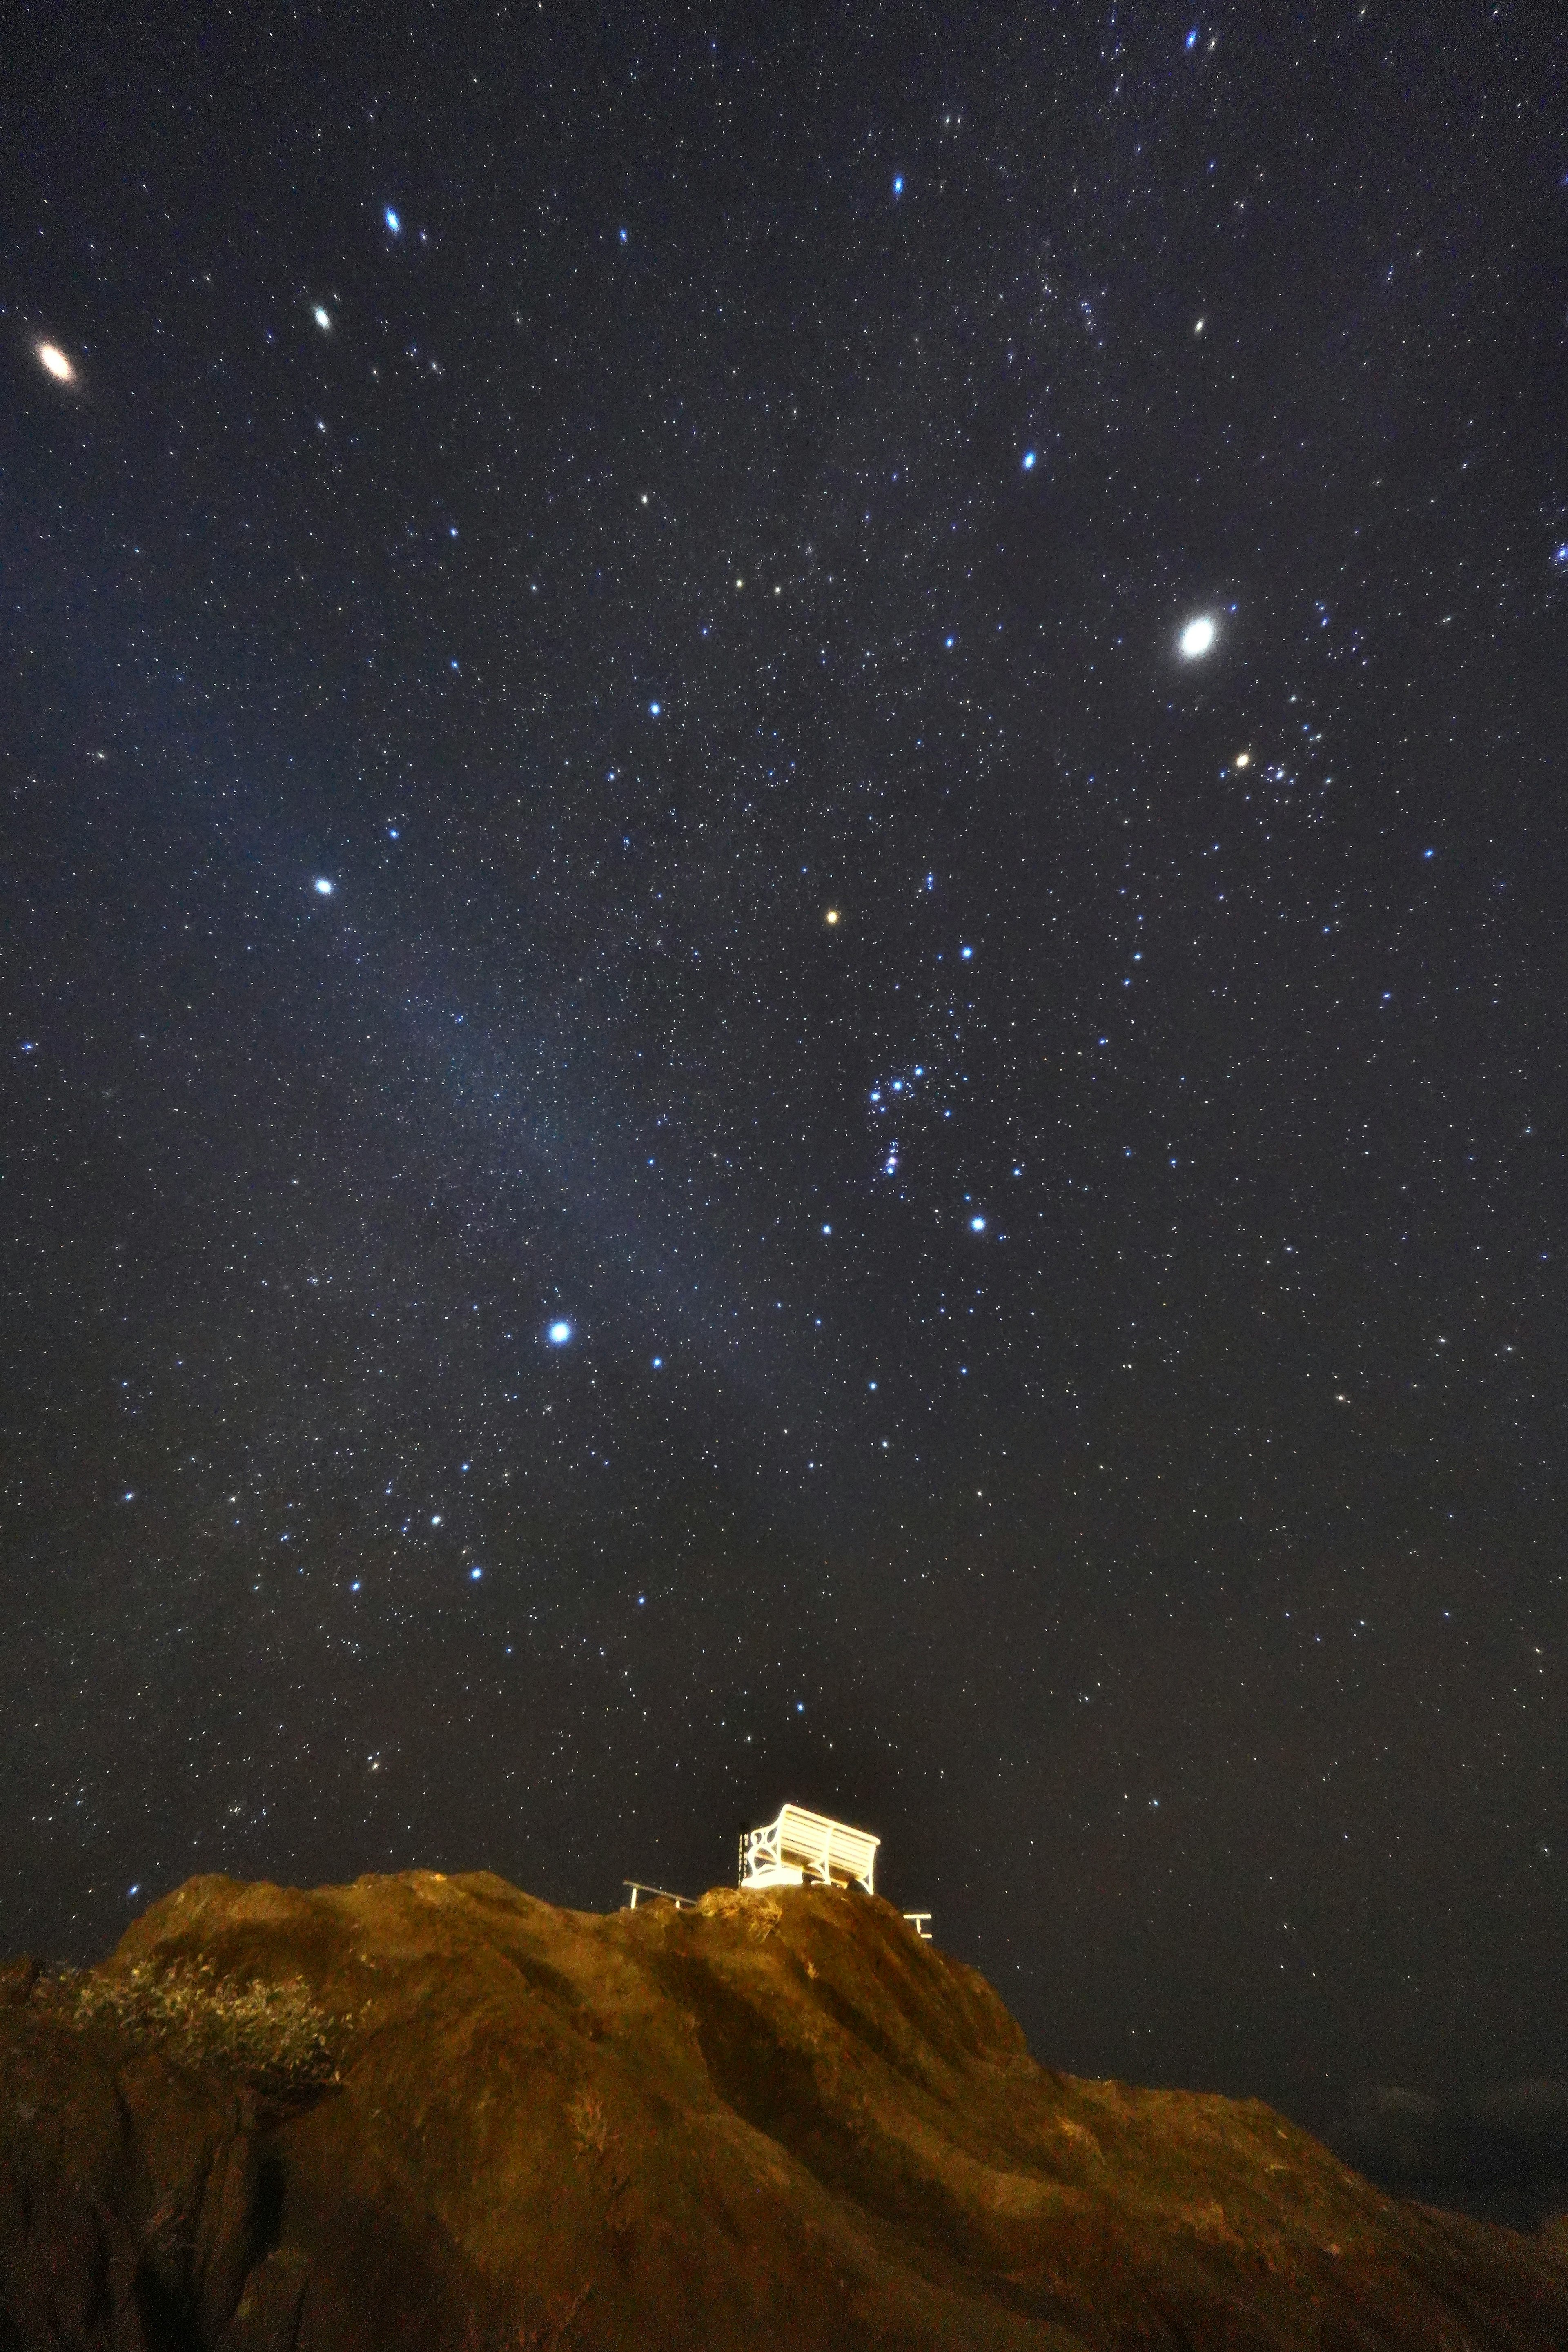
[1022,449,1037,471]
[649,699,662,716]
[470,1566,483,1581]
[960,944,973,959]
[547,1320,572,1345]
[1185,27,1199,48]
[970,1214,987,1232]
[651,1356,663,1368]
[619,226,628,243]
[892,174,904,196]
[1423,847,1435,859]
[944,634,955,648]
[385,207,401,233]
[314,877,334,896]
[1553,544,1568,568]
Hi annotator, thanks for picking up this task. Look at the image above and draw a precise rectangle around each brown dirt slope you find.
[4,1871,1567,2350]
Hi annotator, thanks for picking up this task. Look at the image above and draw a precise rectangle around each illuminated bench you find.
[739,1802,880,1896]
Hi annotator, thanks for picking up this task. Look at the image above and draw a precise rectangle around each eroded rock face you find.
[0,2000,274,2350]
[4,1870,1568,2350]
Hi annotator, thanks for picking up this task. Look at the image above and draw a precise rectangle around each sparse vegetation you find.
[566,2084,609,2159]
[61,1957,341,2092]
[697,1886,782,1942]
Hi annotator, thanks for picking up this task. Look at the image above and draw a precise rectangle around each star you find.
[312,305,332,331]
[547,1320,573,1345]
[384,208,401,233]
[314,877,335,896]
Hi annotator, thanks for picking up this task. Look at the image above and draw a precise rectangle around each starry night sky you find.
[4,4,1566,2178]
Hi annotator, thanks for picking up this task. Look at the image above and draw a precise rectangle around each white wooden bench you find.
[739,1802,880,1896]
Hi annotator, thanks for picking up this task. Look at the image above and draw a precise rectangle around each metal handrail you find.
[623,1879,697,1911]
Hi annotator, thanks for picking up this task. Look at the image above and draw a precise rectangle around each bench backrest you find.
[744,1802,880,1895]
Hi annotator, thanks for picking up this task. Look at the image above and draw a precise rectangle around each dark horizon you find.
[3,0,1565,2230]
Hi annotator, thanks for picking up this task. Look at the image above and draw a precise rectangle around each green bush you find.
[65,1958,339,2091]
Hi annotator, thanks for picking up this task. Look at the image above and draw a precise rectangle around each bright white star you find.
[548,1320,572,1345]
[314,877,334,896]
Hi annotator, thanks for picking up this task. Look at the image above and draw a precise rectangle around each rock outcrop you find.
[4,1869,1567,2348]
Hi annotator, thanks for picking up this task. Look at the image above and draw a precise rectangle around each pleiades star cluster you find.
[3,4,1565,2197]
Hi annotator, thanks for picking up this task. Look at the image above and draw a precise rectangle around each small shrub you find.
[566,2084,609,2159]
[65,1958,340,2092]
[697,1886,782,1942]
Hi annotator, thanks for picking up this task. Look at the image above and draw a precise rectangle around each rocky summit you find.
[3,1870,1566,2350]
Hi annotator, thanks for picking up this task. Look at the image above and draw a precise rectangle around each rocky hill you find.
[4,1869,1566,2350]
